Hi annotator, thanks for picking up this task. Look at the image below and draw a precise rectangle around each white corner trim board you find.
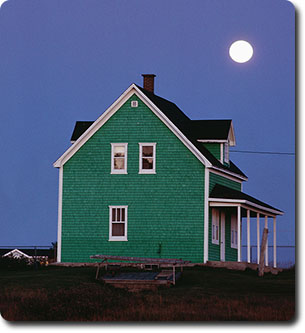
[57,166,63,262]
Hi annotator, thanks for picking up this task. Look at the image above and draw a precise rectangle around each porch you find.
[206,260,282,275]
[209,184,284,268]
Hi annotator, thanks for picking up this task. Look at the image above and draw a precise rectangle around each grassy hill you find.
[0,265,295,321]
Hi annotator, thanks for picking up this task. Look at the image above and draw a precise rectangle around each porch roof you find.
[209,184,283,217]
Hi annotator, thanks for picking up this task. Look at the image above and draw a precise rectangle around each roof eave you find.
[228,120,236,146]
[53,83,139,168]
[53,83,213,169]
[209,198,283,216]
[209,165,248,182]
[197,139,227,143]
[134,86,212,167]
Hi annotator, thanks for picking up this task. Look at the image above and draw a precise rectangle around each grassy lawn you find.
[0,265,295,321]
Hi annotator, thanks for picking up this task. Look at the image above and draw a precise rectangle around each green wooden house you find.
[54,74,283,266]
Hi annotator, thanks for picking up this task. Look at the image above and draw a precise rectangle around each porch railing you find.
[241,245,295,268]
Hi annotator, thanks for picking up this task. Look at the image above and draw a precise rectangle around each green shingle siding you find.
[208,172,240,261]
[61,94,205,263]
[208,208,220,261]
[202,143,221,160]
[209,172,241,194]
[225,210,237,261]
[208,208,237,261]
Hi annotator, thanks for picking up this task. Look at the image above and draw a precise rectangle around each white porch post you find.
[247,209,250,263]
[273,216,277,268]
[256,213,260,264]
[203,168,209,263]
[237,205,241,262]
[265,215,269,266]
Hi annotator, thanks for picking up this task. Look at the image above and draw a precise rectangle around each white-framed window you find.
[109,206,128,241]
[224,142,229,163]
[231,214,238,248]
[111,143,128,174]
[139,143,156,174]
[212,208,220,245]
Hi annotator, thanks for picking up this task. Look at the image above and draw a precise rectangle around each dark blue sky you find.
[0,0,294,249]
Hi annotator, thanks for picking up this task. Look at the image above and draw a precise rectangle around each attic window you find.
[224,142,229,163]
[131,100,138,108]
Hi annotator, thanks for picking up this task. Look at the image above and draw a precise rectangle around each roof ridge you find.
[67,84,246,180]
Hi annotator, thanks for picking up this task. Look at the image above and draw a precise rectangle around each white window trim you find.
[231,214,238,249]
[212,208,220,245]
[220,143,223,164]
[131,100,138,107]
[139,143,156,174]
[111,143,128,174]
[224,142,229,164]
[109,205,128,241]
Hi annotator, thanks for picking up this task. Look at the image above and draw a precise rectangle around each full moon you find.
[229,40,253,63]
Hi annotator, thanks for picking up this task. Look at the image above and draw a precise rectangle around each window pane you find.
[121,208,125,222]
[117,208,121,221]
[114,157,125,169]
[142,146,153,157]
[114,146,125,157]
[112,208,116,222]
[225,143,229,162]
[142,158,153,169]
[112,223,125,236]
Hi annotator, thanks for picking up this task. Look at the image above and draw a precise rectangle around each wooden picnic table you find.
[90,254,190,284]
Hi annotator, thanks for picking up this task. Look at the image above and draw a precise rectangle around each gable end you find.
[53,84,212,168]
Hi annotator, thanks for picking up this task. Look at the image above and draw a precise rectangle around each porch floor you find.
[206,261,282,274]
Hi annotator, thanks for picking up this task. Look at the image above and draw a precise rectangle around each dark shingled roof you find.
[70,86,247,179]
[136,86,232,140]
[210,184,283,213]
[190,120,232,140]
[137,87,246,178]
[71,121,94,142]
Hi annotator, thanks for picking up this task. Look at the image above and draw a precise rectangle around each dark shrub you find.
[0,256,31,270]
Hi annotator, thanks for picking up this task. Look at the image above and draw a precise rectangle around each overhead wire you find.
[230,150,295,156]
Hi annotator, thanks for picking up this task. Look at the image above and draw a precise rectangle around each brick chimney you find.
[142,74,156,93]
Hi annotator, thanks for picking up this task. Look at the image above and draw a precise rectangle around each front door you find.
[220,212,226,261]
